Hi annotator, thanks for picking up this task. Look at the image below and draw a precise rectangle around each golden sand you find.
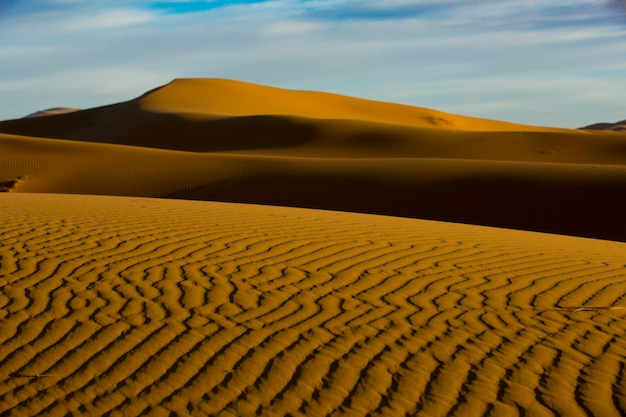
[1,79,626,416]
[1,193,625,416]
[2,126,626,241]
[3,79,626,241]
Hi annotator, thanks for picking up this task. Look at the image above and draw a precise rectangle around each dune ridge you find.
[1,193,625,416]
[23,108,79,119]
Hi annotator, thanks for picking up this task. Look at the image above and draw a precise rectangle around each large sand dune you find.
[1,79,626,415]
[1,193,625,416]
[1,79,626,241]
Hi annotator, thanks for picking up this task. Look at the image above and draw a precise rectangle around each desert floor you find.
[1,79,625,416]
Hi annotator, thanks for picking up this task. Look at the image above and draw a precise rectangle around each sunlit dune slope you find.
[0,78,601,156]
[137,78,562,131]
[1,193,625,416]
[2,78,564,130]
[2,131,626,241]
[0,79,625,161]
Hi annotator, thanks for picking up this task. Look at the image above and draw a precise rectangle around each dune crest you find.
[23,107,79,118]
[138,78,562,132]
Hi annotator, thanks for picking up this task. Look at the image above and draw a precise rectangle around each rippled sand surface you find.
[1,193,625,416]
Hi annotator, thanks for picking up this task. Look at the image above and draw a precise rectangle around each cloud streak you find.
[149,0,269,14]
[0,0,625,127]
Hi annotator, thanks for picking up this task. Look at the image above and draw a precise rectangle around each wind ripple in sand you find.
[1,194,625,416]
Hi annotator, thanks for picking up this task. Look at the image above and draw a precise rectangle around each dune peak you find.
[24,107,79,118]
[136,77,558,132]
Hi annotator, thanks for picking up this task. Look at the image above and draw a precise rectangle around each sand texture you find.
[1,193,626,416]
[1,79,626,416]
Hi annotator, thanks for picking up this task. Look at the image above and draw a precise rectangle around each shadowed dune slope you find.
[2,132,626,241]
[1,193,625,416]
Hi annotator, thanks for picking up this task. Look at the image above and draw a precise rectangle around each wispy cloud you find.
[301,0,624,28]
[149,0,269,14]
[0,0,624,127]
[302,1,457,21]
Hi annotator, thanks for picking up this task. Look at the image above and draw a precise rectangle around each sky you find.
[0,0,625,127]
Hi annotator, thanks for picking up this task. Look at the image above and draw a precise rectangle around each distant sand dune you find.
[1,193,625,416]
[23,107,79,119]
[581,119,626,132]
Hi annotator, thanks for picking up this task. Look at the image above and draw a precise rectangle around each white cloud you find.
[0,0,625,127]
[261,20,322,35]
[63,8,156,30]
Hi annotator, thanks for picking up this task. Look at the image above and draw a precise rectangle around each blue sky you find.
[0,0,625,127]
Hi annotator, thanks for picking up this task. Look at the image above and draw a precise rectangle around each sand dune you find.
[2,79,626,240]
[2,79,626,415]
[0,78,567,135]
[581,119,626,132]
[0,78,596,153]
[23,107,79,119]
[1,193,625,416]
[2,129,626,241]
